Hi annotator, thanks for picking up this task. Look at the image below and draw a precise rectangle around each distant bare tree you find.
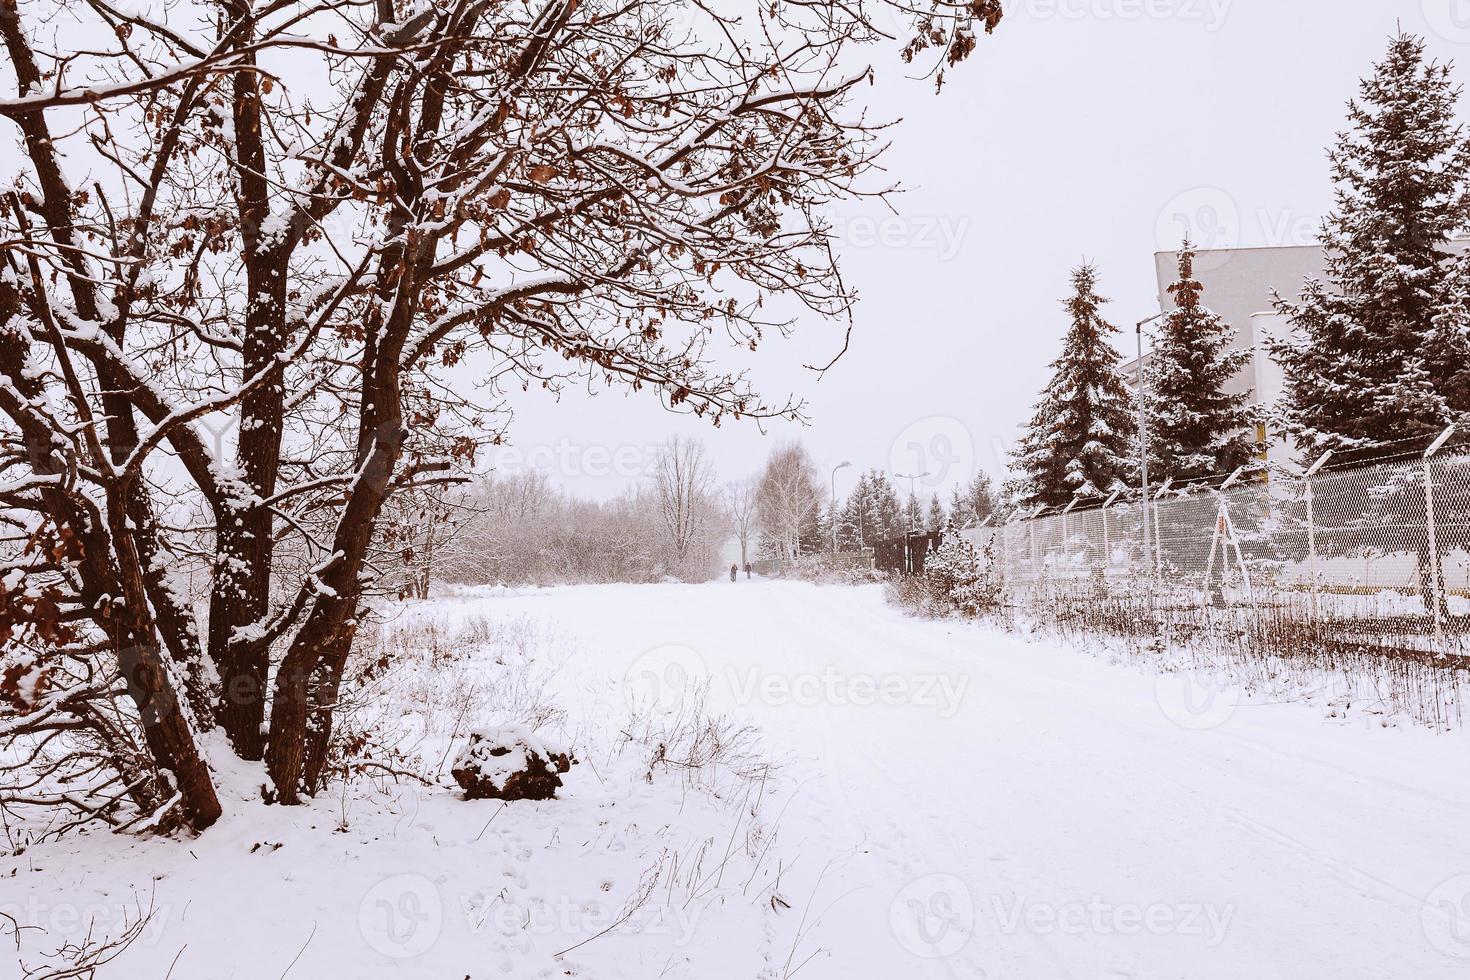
[380,483,471,601]
[756,444,822,560]
[442,471,727,584]
[654,437,717,568]
[725,479,759,568]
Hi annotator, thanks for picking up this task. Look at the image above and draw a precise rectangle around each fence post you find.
[1101,488,1122,578]
[1151,478,1173,580]
[1423,425,1456,651]
[1303,451,1333,622]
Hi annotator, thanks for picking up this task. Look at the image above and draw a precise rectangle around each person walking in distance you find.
[730,564,738,582]
[744,562,752,580]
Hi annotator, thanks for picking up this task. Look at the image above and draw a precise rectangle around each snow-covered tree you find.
[653,437,719,572]
[926,493,947,533]
[835,469,905,548]
[1271,32,1470,621]
[756,444,822,561]
[725,479,760,568]
[950,473,998,526]
[869,473,906,540]
[0,0,1001,828]
[903,492,925,533]
[1148,244,1257,482]
[814,503,837,555]
[923,520,1001,616]
[832,471,867,551]
[1272,32,1470,460]
[1013,264,1137,509]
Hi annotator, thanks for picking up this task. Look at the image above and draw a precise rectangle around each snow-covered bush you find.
[774,553,885,585]
[922,523,1004,617]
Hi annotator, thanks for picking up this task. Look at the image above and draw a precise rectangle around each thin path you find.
[489,578,1470,980]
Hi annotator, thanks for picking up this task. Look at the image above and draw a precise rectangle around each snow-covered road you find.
[8,578,1467,979]
[487,578,1470,980]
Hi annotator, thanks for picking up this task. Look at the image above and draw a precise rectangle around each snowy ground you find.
[5,578,1470,978]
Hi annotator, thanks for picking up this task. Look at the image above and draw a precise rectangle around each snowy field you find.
[6,578,1470,978]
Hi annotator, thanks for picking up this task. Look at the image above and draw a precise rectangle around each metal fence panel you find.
[963,450,1470,655]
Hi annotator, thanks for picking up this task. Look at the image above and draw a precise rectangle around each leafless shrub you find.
[1,637,190,843]
[884,574,945,618]
[619,690,774,794]
[774,554,887,586]
[321,614,569,791]
[4,892,156,980]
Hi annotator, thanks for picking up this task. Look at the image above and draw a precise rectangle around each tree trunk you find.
[209,15,290,760]
[263,638,315,804]
[299,626,359,795]
[114,629,223,830]
[265,417,407,800]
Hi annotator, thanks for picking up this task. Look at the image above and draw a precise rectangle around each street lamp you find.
[895,471,931,532]
[830,461,852,554]
[1135,311,1165,575]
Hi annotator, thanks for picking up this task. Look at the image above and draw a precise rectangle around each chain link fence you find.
[963,448,1470,657]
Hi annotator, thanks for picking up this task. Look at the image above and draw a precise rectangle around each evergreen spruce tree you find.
[926,493,947,533]
[903,492,924,534]
[1014,264,1137,508]
[924,519,1002,616]
[1272,32,1470,460]
[869,471,904,540]
[950,472,997,526]
[835,471,869,550]
[1147,243,1257,482]
[814,504,835,555]
[836,469,905,546]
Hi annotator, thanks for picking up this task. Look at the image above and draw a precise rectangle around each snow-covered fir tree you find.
[950,472,998,526]
[862,471,904,540]
[903,492,925,534]
[834,470,870,550]
[815,504,836,555]
[1013,264,1137,508]
[926,493,947,533]
[835,469,905,548]
[923,520,1002,616]
[1147,244,1257,482]
[1272,32,1470,460]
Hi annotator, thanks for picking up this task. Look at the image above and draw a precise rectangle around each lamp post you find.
[896,471,931,532]
[1135,312,1165,576]
[830,461,852,555]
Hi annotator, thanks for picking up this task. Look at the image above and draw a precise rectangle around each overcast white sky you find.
[488,0,1470,504]
[7,1,1464,504]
